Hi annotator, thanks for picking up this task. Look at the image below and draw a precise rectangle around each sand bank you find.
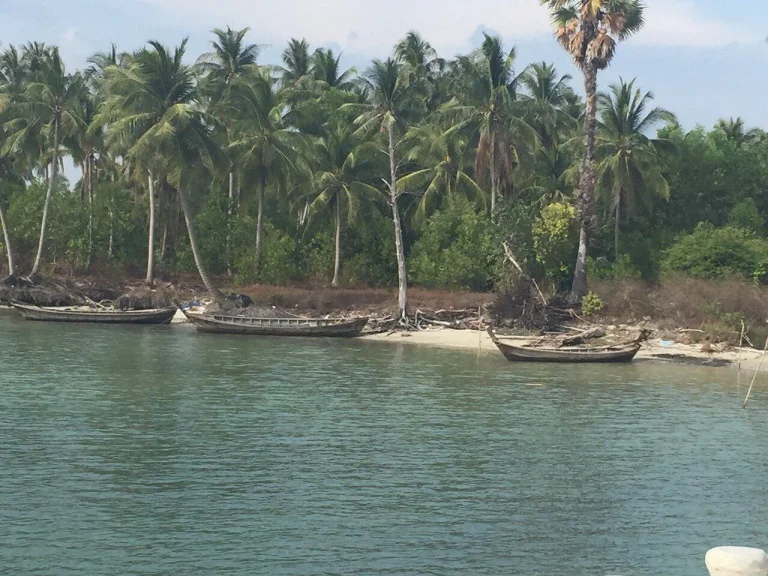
[361,328,768,371]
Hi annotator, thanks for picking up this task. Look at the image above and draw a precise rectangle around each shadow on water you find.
[1,317,767,575]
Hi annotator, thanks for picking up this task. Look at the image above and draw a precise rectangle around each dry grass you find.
[591,276,768,346]
[235,284,492,316]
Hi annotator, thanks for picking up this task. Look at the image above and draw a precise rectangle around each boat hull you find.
[184,312,368,337]
[11,302,177,325]
[489,331,640,363]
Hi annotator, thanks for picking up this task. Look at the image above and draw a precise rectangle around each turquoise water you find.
[1,314,767,575]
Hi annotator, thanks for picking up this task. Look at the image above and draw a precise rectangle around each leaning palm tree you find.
[227,66,307,271]
[3,48,84,276]
[444,34,535,215]
[302,122,382,286]
[344,57,425,319]
[96,39,224,300]
[540,0,645,302]
[595,79,675,258]
[398,123,485,225]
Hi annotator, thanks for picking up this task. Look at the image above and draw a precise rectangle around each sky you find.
[2,0,768,130]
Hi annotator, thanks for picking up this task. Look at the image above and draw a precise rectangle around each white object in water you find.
[706,547,768,576]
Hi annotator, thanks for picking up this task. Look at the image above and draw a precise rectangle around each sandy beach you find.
[361,328,768,372]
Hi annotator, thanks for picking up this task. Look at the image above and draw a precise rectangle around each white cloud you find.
[630,1,756,47]
[134,0,551,56]
[60,26,79,46]
[134,0,756,56]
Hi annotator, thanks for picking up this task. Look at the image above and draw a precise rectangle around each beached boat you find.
[488,329,641,363]
[11,302,177,325]
[178,306,368,337]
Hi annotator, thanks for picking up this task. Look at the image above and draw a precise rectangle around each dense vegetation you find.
[1,0,767,318]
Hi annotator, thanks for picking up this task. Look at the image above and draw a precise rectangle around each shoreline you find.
[361,328,767,371]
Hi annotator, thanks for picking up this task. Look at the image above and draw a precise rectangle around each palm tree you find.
[280,39,312,87]
[197,26,261,275]
[595,79,674,258]
[3,47,84,277]
[228,66,307,271]
[445,34,534,216]
[715,117,762,147]
[303,122,382,286]
[540,0,645,302]
[310,48,355,90]
[96,39,224,300]
[345,57,425,319]
[398,123,485,224]
[519,61,577,148]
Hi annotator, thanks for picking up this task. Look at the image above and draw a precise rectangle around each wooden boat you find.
[488,329,641,363]
[178,306,368,337]
[11,301,177,325]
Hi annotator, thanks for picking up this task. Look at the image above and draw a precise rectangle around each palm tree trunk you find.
[489,135,497,217]
[332,197,341,287]
[145,171,155,287]
[31,114,60,277]
[178,186,224,303]
[569,61,599,304]
[0,203,16,277]
[388,125,408,319]
[227,171,234,278]
[615,190,621,261]
[255,175,265,271]
[86,154,94,270]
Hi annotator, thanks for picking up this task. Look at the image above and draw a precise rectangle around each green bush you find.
[728,198,765,235]
[663,223,768,281]
[409,195,497,291]
[582,292,604,316]
[532,202,578,291]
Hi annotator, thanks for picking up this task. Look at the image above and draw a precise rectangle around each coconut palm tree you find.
[310,48,356,90]
[280,39,312,87]
[519,61,577,148]
[227,66,308,271]
[96,39,224,300]
[715,117,762,147]
[3,47,84,276]
[345,57,425,319]
[302,122,382,286]
[398,123,485,224]
[540,0,645,302]
[197,26,261,275]
[595,79,675,258]
[444,34,535,216]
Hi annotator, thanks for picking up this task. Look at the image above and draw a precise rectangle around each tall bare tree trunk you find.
[0,203,15,277]
[255,175,265,272]
[178,186,224,303]
[489,135,497,217]
[388,125,408,318]
[227,171,234,277]
[615,190,621,261]
[332,197,341,287]
[86,154,94,270]
[31,114,60,277]
[569,61,598,303]
[145,171,155,286]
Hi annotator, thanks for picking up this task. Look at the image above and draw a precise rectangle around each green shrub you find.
[409,195,497,291]
[663,223,768,281]
[582,292,604,316]
[532,202,577,291]
[728,198,765,235]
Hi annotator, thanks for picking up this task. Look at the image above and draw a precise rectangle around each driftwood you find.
[559,326,607,347]
[503,242,547,306]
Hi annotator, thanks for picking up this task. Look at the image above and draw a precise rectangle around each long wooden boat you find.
[178,306,368,337]
[488,329,641,363]
[11,302,177,325]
